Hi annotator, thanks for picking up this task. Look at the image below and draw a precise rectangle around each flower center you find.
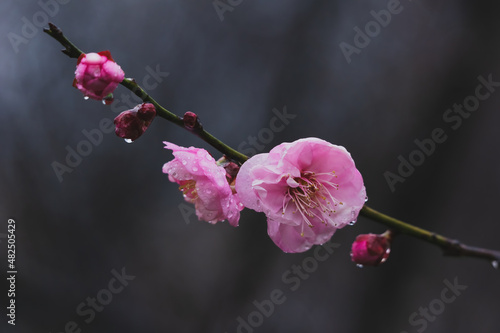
[283,171,343,235]
[179,180,198,203]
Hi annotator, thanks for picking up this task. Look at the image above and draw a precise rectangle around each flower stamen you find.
[283,171,342,231]
[179,180,198,202]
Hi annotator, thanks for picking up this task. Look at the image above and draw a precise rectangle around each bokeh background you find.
[1,1,499,332]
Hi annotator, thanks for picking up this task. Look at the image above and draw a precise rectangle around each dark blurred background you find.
[1,1,499,332]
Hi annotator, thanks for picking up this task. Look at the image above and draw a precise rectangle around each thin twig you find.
[43,23,248,164]
[360,205,500,265]
[44,23,500,267]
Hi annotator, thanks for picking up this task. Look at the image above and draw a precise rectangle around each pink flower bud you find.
[114,103,156,141]
[73,51,125,101]
[351,233,391,266]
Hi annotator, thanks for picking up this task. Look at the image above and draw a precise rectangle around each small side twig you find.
[360,205,500,266]
[43,23,83,58]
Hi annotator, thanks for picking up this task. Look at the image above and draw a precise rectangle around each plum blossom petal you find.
[163,142,242,226]
[235,137,366,253]
[74,51,125,101]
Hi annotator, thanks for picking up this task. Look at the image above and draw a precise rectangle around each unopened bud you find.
[183,111,201,130]
[351,232,392,266]
[73,51,124,102]
[224,161,240,183]
[114,103,156,141]
[136,102,156,122]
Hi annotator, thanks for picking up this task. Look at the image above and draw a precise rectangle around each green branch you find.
[360,205,500,265]
[43,23,248,164]
[44,22,500,267]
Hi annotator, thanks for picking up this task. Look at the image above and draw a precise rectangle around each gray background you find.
[1,0,499,332]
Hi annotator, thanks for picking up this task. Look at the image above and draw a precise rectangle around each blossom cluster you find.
[164,137,367,253]
[72,50,370,255]
[73,51,157,141]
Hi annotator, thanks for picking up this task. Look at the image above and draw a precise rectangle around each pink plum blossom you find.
[351,233,391,266]
[235,137,366,253]
[73,51,125,101]
[162,142,242,226]
[114,103,156,141]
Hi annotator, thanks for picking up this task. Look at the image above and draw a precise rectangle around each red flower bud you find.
[351,232,392,266]
[183,111,201,130]
[224,161,240,183]
[114,103,156,141]
[136,103,156,122]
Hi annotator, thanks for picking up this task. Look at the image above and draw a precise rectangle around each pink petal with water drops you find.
[235,137,366,253]
[73,51,125,101]
[163,142,242,226]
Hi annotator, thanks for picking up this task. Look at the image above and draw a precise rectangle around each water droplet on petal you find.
[124,138,133,144]
[84,96,90,100]
[102,97,114,105]
[182,160,187,165]
[192,166,198,172]
[356,264,364,268]
[348,221,356,226]
[102,94,114,105]
[364,196,369,202]
[492,260,499,269]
